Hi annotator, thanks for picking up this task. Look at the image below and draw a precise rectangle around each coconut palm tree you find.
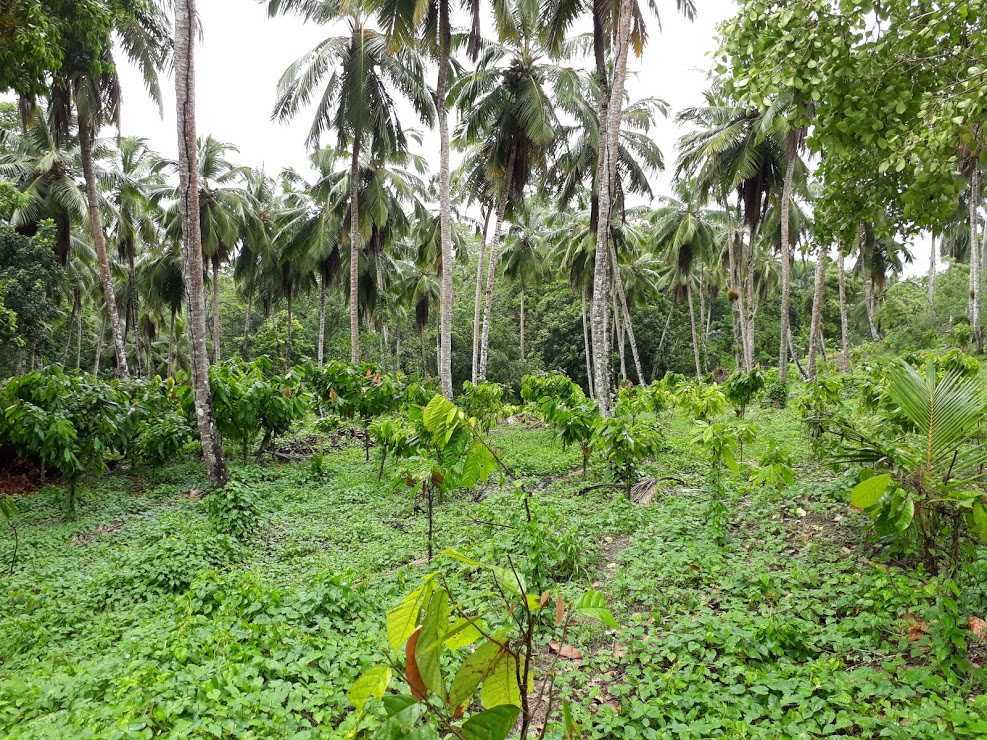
[652,183,726,377]
[100,136,168,373]
[272,10,435,363]
[451,15,560,380]
[0,106,86,264]
[677,91,795,371]
[500,217,545,361]
[174,0,229,488]
[138,240,185,376]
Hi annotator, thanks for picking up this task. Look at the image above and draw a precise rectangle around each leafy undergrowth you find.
[1,405,986,738]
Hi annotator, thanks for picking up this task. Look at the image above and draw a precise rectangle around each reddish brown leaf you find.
[405,627,427,700]
[555,594,565,627]
[540,590,551,607]
[903,612,929,642]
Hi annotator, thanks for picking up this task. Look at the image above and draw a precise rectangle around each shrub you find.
[208,358,310,463]
[458,380,506,432]
[206,480,260,541]
[722,368,766,417]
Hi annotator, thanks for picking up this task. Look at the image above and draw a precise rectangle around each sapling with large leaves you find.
[838,359,987,573]
[343,549,617,738]
[1,367,131,514]
[387,395,501,560]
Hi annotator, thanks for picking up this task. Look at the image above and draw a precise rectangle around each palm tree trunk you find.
[472,205,492,383]
[75,293,83,369]
[745,225,758,369]
[420,325,428,375]
[349,135,362,363]
[614,290,626,381]
[77,115,129,379]
[317,274,327,367]
[865,280,881,340]
[437,0,454,399]
[928,232,937,314]
[778,143,797,383]
[969,167,981,351]
[519,286,525,361]
[479,150,515,380]
[610,241,644,383]
[808,250,827,380]
[174,0,229,488]
[581,285,594,398]
[838,248,850,372]
[94,315,106,376]
[62,290,78,364]
[657,303,674,357]
[167,307,177,377]
[241,282,254,360]
[687,286,702,379]
[788,329,807,379]
[374,248,390,368]
[211,256,222,363]
[727,214,750,371]
[590,0,634,416]
[286,289,293,369]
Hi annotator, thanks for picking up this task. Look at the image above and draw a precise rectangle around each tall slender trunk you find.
[437,0,454,398]
[610,241,644,383]
[168,307,177,377]
[317,275,327,367]
[614,290,626,381]
[969,167,981,351]
[349,135,362,363]
[687,286,702,379]
[478,150,515,380]
[285,289,293,370]
[657,303,674,357]
[471,205,492,383]
[725,217,745,369]
[94,315,106,376]
[374,247,389,368]
[581,285,595,398]
[744,224,758,368]
[590,0,634,416]
[211,256,221,363]
[705,296,713,344]
[62,290,78,364]
[807,249,827,380]
[778,144,797,383]
[838,248,850,372]
[788,329,807,379]
[729,215,751,370]
[928,232,937,314]
[241,282,254,360]
[78,115,129,379]
[420,325,428,375]
[519,287,525,361]
[865,280,881,340]
[75,293,83,369]
[175,0,229,488]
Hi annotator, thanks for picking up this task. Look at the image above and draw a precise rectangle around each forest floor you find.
[1,403,987,738]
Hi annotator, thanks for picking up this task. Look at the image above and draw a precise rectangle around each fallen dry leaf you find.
[968,617,987,642]
[903,612,929,642]
[549,641,582,660]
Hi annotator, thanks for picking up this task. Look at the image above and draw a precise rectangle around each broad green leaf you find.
[573,590,618,628]
[443,548,481,567]
[415,590,449,703]
[387,576,436,651]
[479,652,523,709]
[461,705,521,740]
[443,618,485,650]
[850,473,891,509]
[347,665,391,711]
[448,639,502,710]
[383,694,417,718]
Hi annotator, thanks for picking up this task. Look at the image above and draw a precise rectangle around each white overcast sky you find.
[114,0,935,277]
